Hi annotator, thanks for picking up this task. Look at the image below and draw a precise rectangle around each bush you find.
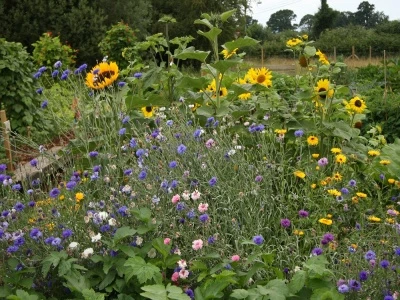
[0,39,39,134]
[32,33,76,68]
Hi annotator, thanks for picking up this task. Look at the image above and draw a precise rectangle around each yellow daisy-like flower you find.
[388,178,395,184]
[75,192,84,202]
[326,214,333,219]
[59,195,65,201]
[368,216,381,222]
[46,222,55,231]
[316,49,329,65]
[331,148,342,154]
[245,67,272,87]
[347,96,367,114]
[141,106,157,118]
[302,34,308,40]
[314,79,334,100]
[356,192,367,198]
[274,129,287,135]
[367,150,380,157]
[352,196,359,204]
[311,183,317,189]
[307,136,319,146]
[336,154,347,164]
[319,218,333,225]
[333,172,342,181]
[386,218,395,224]
[320,180,327,186]
[294,170,306,179]
[286,38,302,47]
[312,153,320,158]
[293,229,304,236]
[86,62,119,90]
[221,47,238,59]
[327,189,341,197]
[380,160,391,165]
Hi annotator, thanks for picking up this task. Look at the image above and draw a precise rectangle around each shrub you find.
[32,32,76,68]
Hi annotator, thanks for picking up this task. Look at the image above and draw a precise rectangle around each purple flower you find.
[253,235,264,245]
[124,169,132,176]
[169,161,177,168]
[186,288,194,300]
[138,170,147,180]
[348,279,361,291]
[207,236,215,244]
[49,188,60,198]
[359,270,368,281]
[364,250,376,261]
[348,179,357,187]
[209,177,217,187]
[380,260,390,268]
[89,151,99,158]
[169,180,178,189]
[177,144,187,154]
[118,206,128,217]
[166,120,173,126]
[255,175,263,182]
[54,61,62,68]
[129,138,137,148]
[136,149,146,157]
[52,70,59,77]
[14,236,25,246]
[122,116,130,124]
[7,245,19,253]
[61,70,70,80]
[384,296,394,300]
[341,187,349,195]
[51,237,62,246]
[36,88,43,95]
[294,129,304,137]
[187,210,195,219]
[30,228,42,240]
[93,165,101,173]
[298,210,309,218]
[176,202,185,211]
[317,157,328,166]
[0,164,7,173]
[14,202,25,212]
[78,63,87,72]
[33,71,42,79]
[45,237,54,245]
[395,247,400,256]
[338,284,349,293]
[312,247,323,256]
[12,184,22,191]
[280,218,291,228]
[28,201,35,207]
[323,233,334,242]
[199,214,209,223]
[62,229,73,239]
[134,72,142,78]
[30,159,38,167]
[118,81,126,87]
[119,128,126,135]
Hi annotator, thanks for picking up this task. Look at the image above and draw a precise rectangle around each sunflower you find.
[245,67,272,87]
[380,160,391,165]
[348,96,367,114]
[312,153,320,158]
[221,48,238,59]
[314,79,334,100]
[205,78,228,98]
[368,150,380,157]
[316,49,329,65]
[293,229,304,236]
[286,38,302,47]
[274,129,287,135]
[86,62,119,90]
[236,78,251,100]
[141,106,157,118]
[307,135,319,146]
[335,154,347,164]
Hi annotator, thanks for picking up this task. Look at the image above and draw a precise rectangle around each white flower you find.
[178,259,187,269]
[244,122,250,126]
[294,266,302,272]
[104,176,110,183]
[182,191,191,201]
[98,211,109,221]
[81,248,94,258]
[227,149,236,156]
[91,233,102,243]
[108,218,117,226]
[68,242,79,249]
[122,185,132,194]
[136,236,143,246]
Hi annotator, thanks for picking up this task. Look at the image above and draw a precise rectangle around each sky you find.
[250,0,400,25]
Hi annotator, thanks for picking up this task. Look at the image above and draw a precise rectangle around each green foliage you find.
[32,32,76,67]
[141,284,191,300]
[0,39,38,133]
[99,22,138,69]
[312,0,338,38]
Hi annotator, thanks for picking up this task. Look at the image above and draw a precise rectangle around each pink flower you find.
[192,239,203,250]
[198,203,209,213]
[164,238,171,245]
[205,138,216,148]
[178,259,187,268]
[191,190,201,200]
[179,269,189,279]
[171,194,180,204]
[171,272,179,282]
[231,255,240,262]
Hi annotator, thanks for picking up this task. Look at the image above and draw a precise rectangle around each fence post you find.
[333,47,336,62]
[261,46,264,68]
[369,46,372,64]
[0,110,14,171]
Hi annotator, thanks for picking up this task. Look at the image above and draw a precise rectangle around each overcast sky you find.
[251,0,399,25]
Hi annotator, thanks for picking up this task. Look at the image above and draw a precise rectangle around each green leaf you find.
[304,46,316,57]
[131,207,152,222]
[41,251,68,277]
[152,237,171,259]
[220,9,237,22]
[81,288,106,300]
[288,270,307,294]
[98,269,116,290]
[210,59,241,74]
[175,47,210,62]
[190,261,208,271]
[261,253,275,264]
[124,256,161,284]
[177,76,208,91]
[113,226,136,243]
[140,284,190,300]
[64,273,91,292]
[230,289,249,299]
[224,37,259,52]
[194,18,213,29]
[197,28,222,43]
[195,106,214,117]
[201,279,231,299]
[118,245,137,257]
[58,259,72,277]
[7,290,38,300]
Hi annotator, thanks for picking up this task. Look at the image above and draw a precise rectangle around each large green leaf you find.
[124,257,161,284]
[82,289,106,300]
[224,37,259,52]
[141,284,190,300]
[288,270,307,294]
[175,47,210,62]
[197,28,222,43]
[210,59,241,74]
[220,9,237,22]
[113,226,136,243]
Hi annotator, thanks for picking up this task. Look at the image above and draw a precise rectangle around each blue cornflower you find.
[152,196,160,205]
[118,206,128,217]
[29,229,43,240]
[364,250,376,261]
[61,70,70,80]
[348,279,361,291]
[185,288,194,300]
[341,187,349,195]
[49,188,61,198]
[41,100,48,108]
[100,224,111,232]
[124,169,133,176]
[176,202,185,211]
[294,129,304,137]
[177,144,187,154]
[7,245,19,253]
[12,184,22,191]
[14,237,25,246]
[0,164,6,173]
[380,260,390,268]
[169,161,177,168]
[169,180,178,189]
[54,61,62,68]
[253,235,264,245]
[199,214,209,223]
[166,120,173,126]
[31,178,40,187]
[14,202,25,211]
[136,149,146,157]
[359,270,368,281]
[395,247,400,256]
[312,247,323,256]
[45,237,54,245]
[78,63,87,72]
[51,237,62,246]
[119,128,126,135]
[206,117,215,124]
[193,129,203,139]
[28,200,35,206]
[52,70,59,78]
[89,151,99,158]
[207,236,215,244]
[36,88,43,95]
[187,210,195,219]
[38,66,47,73]
[348,179,357,187]
[338,284,349,293]
[138,170,147,180]
[213,120,219,127]
[62,229,73,239]
[255,175,263,182]
[30,159,38,167]
[118,81,126,87]
[122,116,130,124]
[93,165,101,172]
[160,180,169,190]
[384,296,394,300]
[33,71,42,79]
[133,72,142,78]
[209,177,217,187]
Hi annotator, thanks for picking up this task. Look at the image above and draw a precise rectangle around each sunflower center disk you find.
[257,75,266,84]
[354,100,362,107]
[94,70,115,86]
[318,88,327,99]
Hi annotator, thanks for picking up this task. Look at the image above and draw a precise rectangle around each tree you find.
[312,0,338,38]
[266,9,297,33]
[333,11,356,28]
[354,1,388,28]
[299,14,314,32]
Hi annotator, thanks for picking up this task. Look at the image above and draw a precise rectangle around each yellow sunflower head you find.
[314,79,334,100]
[348,96,367,114]
[316,49,330,65]
[221,48,238,59]
[86,62,119,90]
[141,106,157,118]
[245,67,272,87]
[205,78,228,98]
[286,38,302,48]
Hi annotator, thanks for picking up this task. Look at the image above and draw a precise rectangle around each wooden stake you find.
[369,46,372,64]
[333,47,336,62]
[0,110,13,171]
[261,46,264,68]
